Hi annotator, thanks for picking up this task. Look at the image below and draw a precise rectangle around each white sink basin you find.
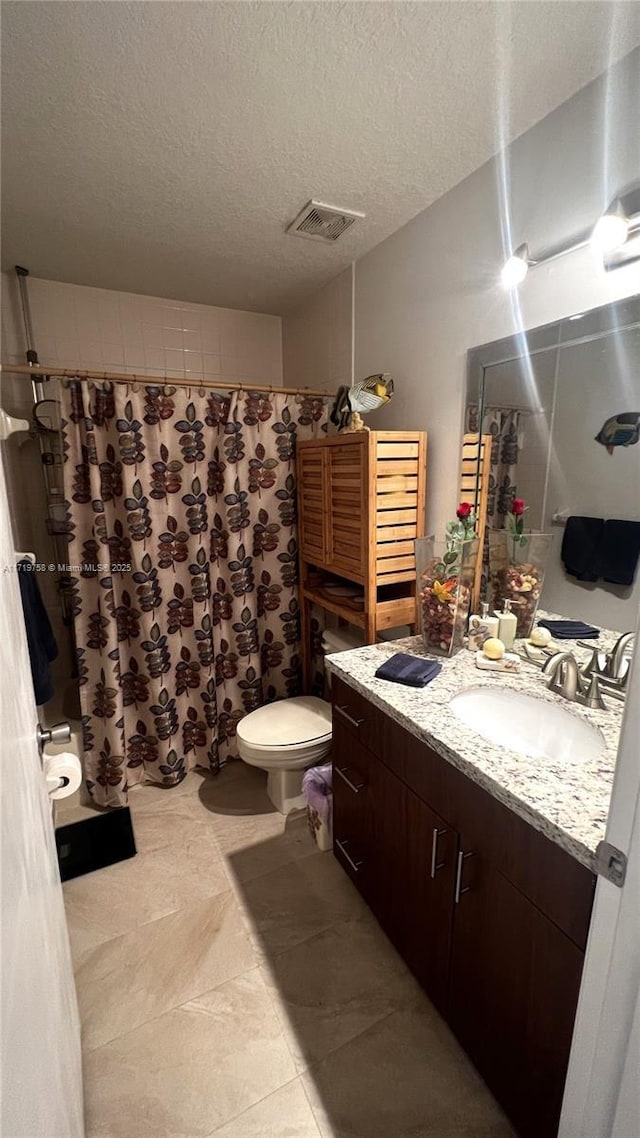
[449,686,605,763]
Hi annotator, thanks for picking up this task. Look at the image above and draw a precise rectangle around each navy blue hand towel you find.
[537,619,599,640]
[597,520,640,587]
[561,516,604,582]
[17,561,58,704]
[375,653,442,687]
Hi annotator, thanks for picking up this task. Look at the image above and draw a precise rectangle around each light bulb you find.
[501,243,530,288]
[591,201,629,253]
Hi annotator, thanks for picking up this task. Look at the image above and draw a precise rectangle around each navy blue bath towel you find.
[561,517,604,582]
[375,653,442,687]
[17,561,58,704]
[537,619,600,640]
[561,516,640,588]
[598,520,640,587]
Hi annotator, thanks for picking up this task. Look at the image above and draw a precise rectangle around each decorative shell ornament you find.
[330,374,394,432]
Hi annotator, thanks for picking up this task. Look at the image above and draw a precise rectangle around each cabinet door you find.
[326,443,367,582]
[368,755,456,1014]
[401,787,457,1013]
[298,445,326,565]
[449,853,585,1138]
[333,705,456,1015]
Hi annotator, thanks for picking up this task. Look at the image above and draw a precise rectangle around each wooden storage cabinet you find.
[297,431,427,687]
[331,676,596,1138]
[298,446,326,565]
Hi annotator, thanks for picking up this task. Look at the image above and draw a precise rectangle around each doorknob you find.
[36,721,71,757]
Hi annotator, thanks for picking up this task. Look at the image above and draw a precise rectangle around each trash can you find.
[302,763,333,852]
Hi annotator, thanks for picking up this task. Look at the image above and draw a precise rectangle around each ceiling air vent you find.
[286,199,365,242]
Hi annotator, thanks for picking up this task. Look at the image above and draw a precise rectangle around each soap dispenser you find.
[468,601,499,650]
[496,598,517,651]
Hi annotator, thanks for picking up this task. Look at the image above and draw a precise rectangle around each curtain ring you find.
[187,385,192,399]
[131,375,140,393]
[198,383,206,398]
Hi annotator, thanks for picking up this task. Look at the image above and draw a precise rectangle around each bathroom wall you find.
[1,273,283,388]
[355,47,640,537]
[0,274,283,689]
[282,265,353,391]
[285,48,640,541]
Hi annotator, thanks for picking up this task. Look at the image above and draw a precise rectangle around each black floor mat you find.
[55,807,137,881]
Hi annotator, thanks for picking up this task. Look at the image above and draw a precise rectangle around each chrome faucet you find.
[608,632,634,682]
[578,632,633,698]
[542,651,580,702]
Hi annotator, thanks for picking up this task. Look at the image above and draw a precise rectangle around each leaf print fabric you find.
[60,380,329,807]
[464,405,521,599]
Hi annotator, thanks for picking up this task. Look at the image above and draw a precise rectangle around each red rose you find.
[456,502,472,520]
[512,498,526,516]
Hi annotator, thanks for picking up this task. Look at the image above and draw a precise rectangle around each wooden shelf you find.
[301,585,366,629]
[297,430,427,688]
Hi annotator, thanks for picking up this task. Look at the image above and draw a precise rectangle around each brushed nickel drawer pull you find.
[454,850,473,903]
[335,838,363,873]
[335,704,364,730]
[335,765,365,794]
[430,827,448,878]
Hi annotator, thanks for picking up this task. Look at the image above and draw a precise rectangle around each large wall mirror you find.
[463,295,640,633]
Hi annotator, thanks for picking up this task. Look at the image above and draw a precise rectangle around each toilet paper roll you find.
[43,752,82,800]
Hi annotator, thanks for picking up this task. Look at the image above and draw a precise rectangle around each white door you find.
[0,456,84,1137]
[559,598,640,1138]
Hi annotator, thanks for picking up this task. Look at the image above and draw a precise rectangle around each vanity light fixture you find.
[500,185,640,288]
[590,198,630,253]
[500,243,532,288]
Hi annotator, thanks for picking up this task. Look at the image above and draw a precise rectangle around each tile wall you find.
[1,274,283,387]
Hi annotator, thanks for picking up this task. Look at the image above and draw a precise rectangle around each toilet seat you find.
[236,697,332,813]
[236,696,331,751]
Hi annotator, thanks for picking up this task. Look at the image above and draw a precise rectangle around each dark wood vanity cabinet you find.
[331,676,596,1138]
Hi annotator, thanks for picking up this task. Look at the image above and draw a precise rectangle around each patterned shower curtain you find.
[465,406,521,526]
[60,379,329,808]
[465,406,521,597]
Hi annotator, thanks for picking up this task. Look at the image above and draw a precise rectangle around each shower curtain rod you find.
[0,363,335,400]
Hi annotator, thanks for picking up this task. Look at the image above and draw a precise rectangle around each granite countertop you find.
[325,613,628,872]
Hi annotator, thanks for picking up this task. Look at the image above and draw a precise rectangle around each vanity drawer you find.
[332,676,379,753]
[332,718,374,891]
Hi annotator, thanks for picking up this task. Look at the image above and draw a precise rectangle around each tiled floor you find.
[59,764,515,1137]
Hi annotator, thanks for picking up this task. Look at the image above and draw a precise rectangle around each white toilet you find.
[236,625,363,814]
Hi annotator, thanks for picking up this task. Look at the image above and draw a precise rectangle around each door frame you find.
[559,600,640,1137]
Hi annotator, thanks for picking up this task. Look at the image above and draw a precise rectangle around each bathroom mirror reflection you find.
[464,295,640,633]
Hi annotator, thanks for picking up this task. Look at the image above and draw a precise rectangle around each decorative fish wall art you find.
[594,412,640,454]
[331,373,394,432]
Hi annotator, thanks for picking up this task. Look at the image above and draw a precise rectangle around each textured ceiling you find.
[2,2,639,314]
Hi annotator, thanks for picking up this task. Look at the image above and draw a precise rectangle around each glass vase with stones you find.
[488,531,553,639]
[416,536,478,657]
